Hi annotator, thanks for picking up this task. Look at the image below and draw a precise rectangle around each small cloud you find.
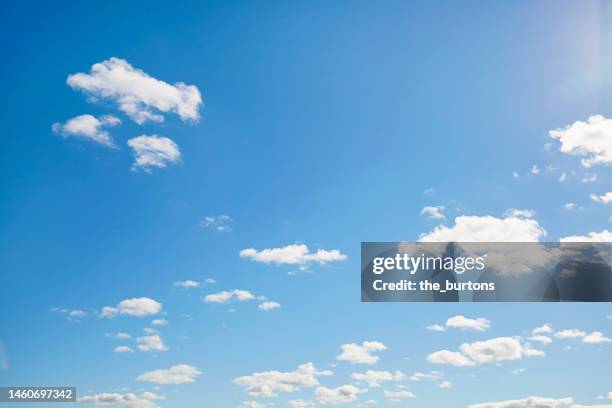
[106,332,131,340]
[50,307,87,322]
[258,301,281,311]
[420,206,446,221]
[558,172,567,182]
[127,135,181,172]
[424,187,435,194]
[564,203,577,210]
[511,368,526,375]
[200,215,233,232]
[114,346,134,353]
[337,341,387,365]
[426,324,446,332]
[137,364,201,384]
[240,243,346,266]
[174,280,201,288]
[52,114,120,148]
[438,381,452,389]
[204,289,255,304]
[152,319,168,326]
[590,192,612,204]
[531,165,541,175]
[137,334,168,352]
[581,173,598,183]
[512,171,520,179]
[100,297,162,318]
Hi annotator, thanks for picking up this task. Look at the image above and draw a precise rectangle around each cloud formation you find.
[240,244,347,265]
[67,58,202,124]
[137,364,201,384]
[336,341,387,365]
[420,206,446,220]
[100,297,162,318]
[127,135,181,172]
[315,385,366,405]
[78,392,162,408]
[559,230,612,242]
[469,396,573,408]
[350,370,405,387]
[548,114,612,167]
[52,114,120,147]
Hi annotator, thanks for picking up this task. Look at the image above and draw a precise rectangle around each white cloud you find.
[445,315,491,332]
[67,57,202,124]
[420,206,446,220]
[427,337,543,367]
[114,346,133,353]
[564,203,577,210]
[532,324,553,335]
[289,400,315,408]
[590,192,612,204]
[559,230,612,242]
[582,174,598,183]
[107,332,131,340]
[351,370,405,387]
[526,335,552,346]
[52,114,120,147]
[137,335,168,352]
[409,371,442,381]
[151,319,167,326]
[559,172,567,182]
[548,114,612,167]
[137,364,201,385]
[469,396,573,408]
[234,362,332,398]
[258,301,281,311]
[337,341,387,365]
[127,135,181,172]
[383,390,415,402]
[239,243,347,265]
[438,381,452,389]
[554,329,586,339]
[531,165,541,175]
[100,297,162,318]
[513,171,520,178]
[204,289,256,304]
[201,215,232,232]
[237,401,265,408]
[426,324,446,332]
[51,307,87,321]
[315,385,366,405]
[174,280,201,288]
[419,211,546,242]
[78,392,163,408]
[572,405,612,408]
[582,331,612,344]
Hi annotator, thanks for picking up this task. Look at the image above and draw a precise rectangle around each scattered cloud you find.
[127,135,181,172]
[532,324,553,335]
[559,172,567,182]
[531,165,541,175]
[51,307,87,321]
[469,396,573,408]
[137,364,201,385]
[78,392,163,408]
[426,324,446,332]
[289,400,315,408]
[564,203,577,210]
[438,381,452,389]
[581,174,598,183]
[559,230,612,242]
[151,319,167,326]
[52,114,120,147]
[512,368,526,375]
[351,370,405,387]
[240,244,347,266]
[201,215,233,232]
[106,332,131,340]
[137,334,168,352]
[513,171,520,179]
[337,341,387,365]
[233,362,332,397]
[315,385,366,405]
[590,192,612,204]
[409,371,442,381]
[555,329,586,339]
[204,289,255,304]
[100,297,162,318]
[526,335,552,345]
[114,346,134,353]
[420,206,446,221]
[445,315,491,332]
[67,57,202,124]
[258,301,281,311]
[582,331,612,344]
[548,114,612,167]
[383,390,415,402]
[174,280,202,288]
[238,401,265,408]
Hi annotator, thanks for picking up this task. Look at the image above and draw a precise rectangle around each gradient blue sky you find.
[1,1,611,408]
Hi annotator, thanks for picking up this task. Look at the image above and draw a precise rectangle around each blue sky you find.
[0,1,611,407]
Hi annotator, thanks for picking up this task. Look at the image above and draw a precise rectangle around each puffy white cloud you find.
[239,244,347,265]
[559,230,612,242]
[114,346,133,353]
[351,370,405,387]
[233,362,332,397]
[420,206,446,220]
[469,396,573,408]
[173,280,201,288]
[555,329,587,339]
[419,211,546,242]
[532,324,553,335]
[427,337,544,367]
[201,215,233,232]
[137,364,201,385]
[67,58,202,124]
[409,371,442,381]
[127,135,180,172]
[289,400,315,408]
[315,385,366,405]
[100,297,162,318]
[337,341,387,365]
[52,114,120,147]
[582,331,612,344]
[446,315,491,332]
[548,114,612,167]
[137,335,168,352]
[151,319,167,326]
[258,301,281,311]
[590,192,612,204]
[78,392,162,408]
[426,324,446,332]
[383,390,415,402]
[204,289,256,304]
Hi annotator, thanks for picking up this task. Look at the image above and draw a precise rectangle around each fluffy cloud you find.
[419,211,546,242]
[204,289,256,304]
[445,315,491,331]
[315,385,366,405]
[559,230,612,242]
[350,370,405,387]
[137,364,201,385]
[420,206,446,220]
[239,244,347,265]
[151,319,167,326]
[531,165,541,175]
[548,114,612,167]
[469,396,573,408]
[127,135,181,171]
[233,362,332,397]
[137,335,168,352]
[409,371,443,381]
[114,346,133,353]
[201,215,233,232]
[427,337,544,367]
[100,297,162,318]
[582,331,612,344]
[67,58,202,124]
[383,390,415,402]
[532,324,553,335]
[336,341,387,365]
[590,192,612,204]
[78,392,163,408]
[52,114,120,147]
[258,301,281,311]
[554,329,587,339]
